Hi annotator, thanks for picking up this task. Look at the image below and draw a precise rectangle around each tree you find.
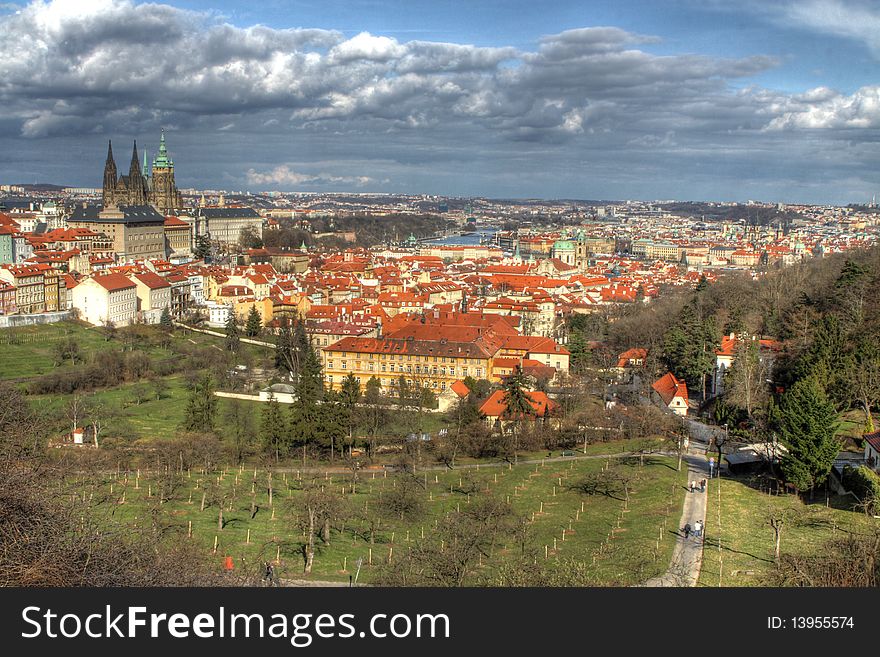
[150,375,169,401]
[379,475,427,521]
[359,376,387,457]
[53,338,81,367]
[724,338,769,421]
[159,306,173,331]
[244,306,262,337]
[290,485,342,574]
[294,320,322,405]
[224,312,240,352]
[773,377,840,493]
[500,366,535,464]
[846,338,880,433]
[193,234,212,260]
[261,396,288,462]
[274,317,297,376]
[238,224,263,250]
[374,495,520,586]
[223,399,255,464]
[181,374,218,433]
[661,301,718,401]
[339,374,361,457]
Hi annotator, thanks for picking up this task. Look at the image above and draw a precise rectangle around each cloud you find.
[0,0,779,143]
[764,85,880,129]
[245,165,375,188]
[773,0,880,57]
[0,0,877,201]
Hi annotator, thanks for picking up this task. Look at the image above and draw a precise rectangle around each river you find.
[421,228,497,247]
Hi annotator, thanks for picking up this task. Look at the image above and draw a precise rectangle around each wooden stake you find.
[246,529,251,544]
[212,535,218,554]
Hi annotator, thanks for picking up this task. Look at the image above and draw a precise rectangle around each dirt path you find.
[642,454,709,587]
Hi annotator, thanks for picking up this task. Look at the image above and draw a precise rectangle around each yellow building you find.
[322,336,495,394]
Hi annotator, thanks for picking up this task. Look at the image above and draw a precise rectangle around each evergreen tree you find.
[501,366,535,420]
[159,306,173,331]
[224,312,239,352]
[340,373,361,407]
[294,319,323,406]
[245,306,262,337]
[567,329,590,374]
[364,375,382,402]
[261,397,288,462]
[661,301,718,399]
[181,374,218,433]
[774,377,840,493]
[394,375,412,409]
[500,366,535,464]
[275,317,296,376]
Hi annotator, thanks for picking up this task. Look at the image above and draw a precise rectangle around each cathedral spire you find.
[102,139,118,208]
[129,140,140,177]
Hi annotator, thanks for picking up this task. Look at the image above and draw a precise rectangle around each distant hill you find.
[13,183,67,192]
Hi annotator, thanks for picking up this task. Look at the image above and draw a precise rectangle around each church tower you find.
[149,129,182,211]
[126,141,148,205]
[102,140,118,208]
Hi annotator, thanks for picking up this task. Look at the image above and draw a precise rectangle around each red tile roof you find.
[479,389,558,419]
[92,273,136,292]
[652,372,688,406]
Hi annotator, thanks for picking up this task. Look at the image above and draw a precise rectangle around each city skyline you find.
[0,0,879,204]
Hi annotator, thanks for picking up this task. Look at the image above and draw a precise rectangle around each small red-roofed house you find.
[652,372,689,416]
[479,389,559,430]
[616,347,648,370]
[438,379,472,413]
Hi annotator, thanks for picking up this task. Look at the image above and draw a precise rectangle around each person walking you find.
[689,480,695,493]
[684,523,691,539]
[694,520,703,538]
[700,478,706,492]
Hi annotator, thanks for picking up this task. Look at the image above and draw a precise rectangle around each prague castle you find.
[102,130,182,212]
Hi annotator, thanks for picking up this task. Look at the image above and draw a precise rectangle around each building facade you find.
[102,131,182,211]
[71,274,137,327]
[69,205,166,262]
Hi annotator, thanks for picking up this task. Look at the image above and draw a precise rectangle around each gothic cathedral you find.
[102,130,182,211]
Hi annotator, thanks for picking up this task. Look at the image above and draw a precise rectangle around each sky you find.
[0,0,879,204]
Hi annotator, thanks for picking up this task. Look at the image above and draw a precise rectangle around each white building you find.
[71,273,137,327]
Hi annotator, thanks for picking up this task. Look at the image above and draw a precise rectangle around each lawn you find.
[0,321,111,380]
[83,449,687,586]
[697,475,877,587]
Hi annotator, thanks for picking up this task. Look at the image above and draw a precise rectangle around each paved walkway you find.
[643,454,709,587]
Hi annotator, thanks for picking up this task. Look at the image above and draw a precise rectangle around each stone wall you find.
[0,311,72,328]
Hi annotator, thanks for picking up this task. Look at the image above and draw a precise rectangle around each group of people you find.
[689,478,707,493]
[683,519,703,539]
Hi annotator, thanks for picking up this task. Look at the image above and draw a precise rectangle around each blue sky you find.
[1,0,879,203]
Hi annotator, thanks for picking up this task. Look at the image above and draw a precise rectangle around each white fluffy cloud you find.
[766,85,880,129]
[245,165,374,188]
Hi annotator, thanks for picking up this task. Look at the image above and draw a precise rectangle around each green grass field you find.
[697,476,876,587]
[81,452,686,585]
[0,321,113,379]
